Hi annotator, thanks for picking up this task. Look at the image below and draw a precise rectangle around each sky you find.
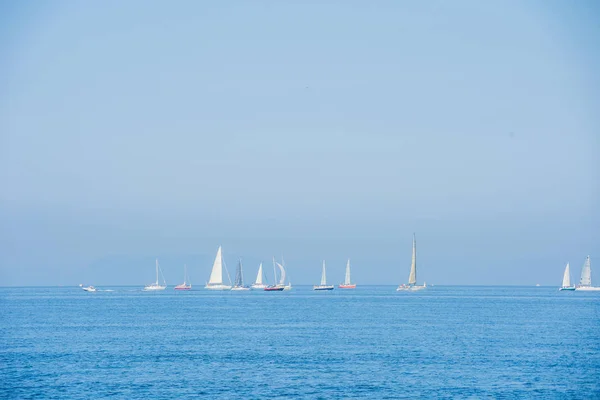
[0,0,598,286]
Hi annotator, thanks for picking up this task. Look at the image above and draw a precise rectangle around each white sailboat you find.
[397,233,426,291]
[231,259,250,291]
[275,258,292,290]
[205,246,232,290]
[339,259,356,289]
[265,257,285,291]
[174,264,192,290]
[559,262,575,291]
[144,259,167,291]
[251,263,267,290]
[576,256,600,291]
[314,260,334,290]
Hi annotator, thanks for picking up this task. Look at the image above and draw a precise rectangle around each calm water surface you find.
[1,286,599,399]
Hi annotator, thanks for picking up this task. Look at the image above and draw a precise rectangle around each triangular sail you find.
[234,259,244,287]
[208,246,223,285]
[580,256,591,286]
[408,234,417,285]
[276,262,286,286]
[321,261,327,285]
[562,263,571,287]
[344,259,351,285]
[255,263,263,285]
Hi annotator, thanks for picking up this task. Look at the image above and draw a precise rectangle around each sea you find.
[1,286,599,399]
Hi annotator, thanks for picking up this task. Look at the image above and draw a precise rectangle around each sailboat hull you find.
[396,285,426,291]
[264,286,285,291]
[338,284,356,289]
[144,285,166,291]
[251,284,267,290]
[559,286,575,291]
[575,286,600,291]
[313,285,334,290]
[204,284,232,290]
[174,285,191,290]
[231,286,250,291]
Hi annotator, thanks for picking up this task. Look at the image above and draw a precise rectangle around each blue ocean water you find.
[1,286,599,399]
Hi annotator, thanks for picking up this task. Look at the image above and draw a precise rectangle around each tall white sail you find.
[580,256,591,286]
[276,262,286,286]
[407,233,417,285]
[344,259,351,285]
[562,263,571,287]
[321,261,327,285]
[255,263,263,285]
[208,246,223,285]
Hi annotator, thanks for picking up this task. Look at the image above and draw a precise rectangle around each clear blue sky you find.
[1,0,598,286]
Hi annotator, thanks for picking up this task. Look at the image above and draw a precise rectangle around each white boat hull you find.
[313,285,334,291]
[251,284,267,290]
[82,287,96,292]
[396,285,426,291]
[575,286,600,291]
[205,284,232,290]
[231,286,250,291]
[559,286,576,291]
[144,285,166,291]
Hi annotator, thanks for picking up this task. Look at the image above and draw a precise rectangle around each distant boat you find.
[314,261,334,290]
[174,264,192,290]
[264,257,286,291]
[144,259,167,291]
[559,263,575,291]
[231,259,250,291]
[251,263,267,290]
[576,256,600,291]
[275,257,292,290]
[79,284,96,292]
[339,259,356,289]
[397,233,426,291]
[205,246,232,290]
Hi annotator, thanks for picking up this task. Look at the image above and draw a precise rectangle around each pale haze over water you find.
[0,1,598,286]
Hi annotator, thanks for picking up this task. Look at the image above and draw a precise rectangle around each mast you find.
[321,260,327,285]
[345,259,351,285]
[155,259,159,285]
[184,264,187,285]
[408,233,417,285]
[272,257,277,286]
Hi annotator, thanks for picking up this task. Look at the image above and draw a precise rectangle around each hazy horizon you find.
[1,1,599,286]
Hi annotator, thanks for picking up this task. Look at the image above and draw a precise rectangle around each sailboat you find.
[144,259,167,291]
[174,264,192,290]
[205,246,232,290]
[231,259,250,291]
[275,257,292,290]
[251,263,267,290]
[314,260,334,290]
[264,257,285,291]
[576,256,600,291]
[397,233,426,291]
[559,263,575,291]
[339,259,356,289]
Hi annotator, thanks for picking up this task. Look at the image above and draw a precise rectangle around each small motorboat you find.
[79,284,96,292]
